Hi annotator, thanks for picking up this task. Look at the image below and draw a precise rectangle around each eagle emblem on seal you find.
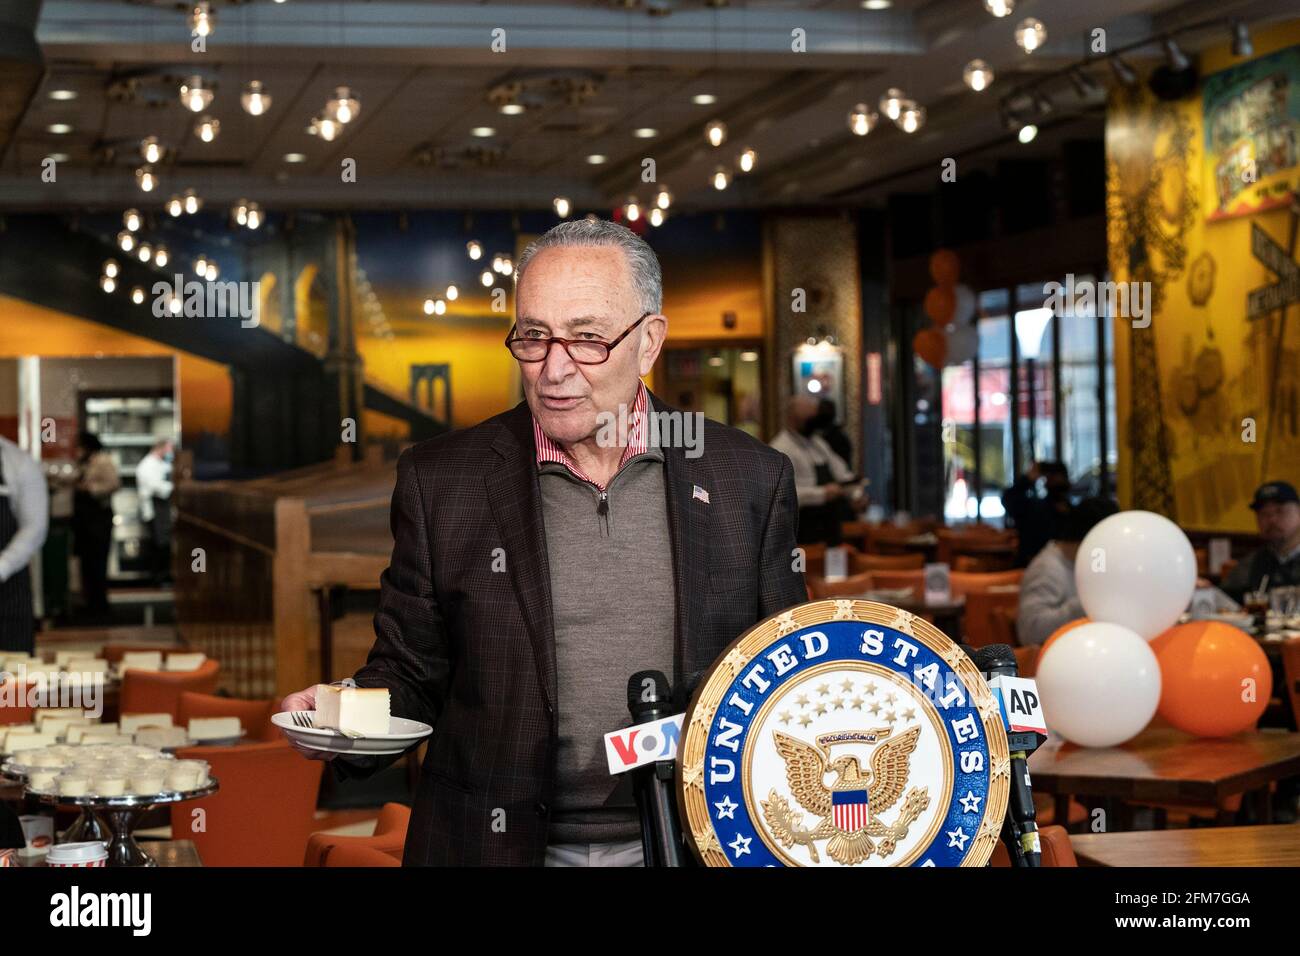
[761,726,931,865]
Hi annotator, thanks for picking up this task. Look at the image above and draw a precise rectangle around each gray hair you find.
[514,218,662,315]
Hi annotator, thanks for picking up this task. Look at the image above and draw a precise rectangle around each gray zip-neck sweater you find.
[537,445,676,844]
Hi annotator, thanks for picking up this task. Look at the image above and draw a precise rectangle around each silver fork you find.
[291,709,363,739]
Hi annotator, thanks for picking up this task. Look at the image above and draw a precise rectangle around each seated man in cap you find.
[1221,481,1300,603]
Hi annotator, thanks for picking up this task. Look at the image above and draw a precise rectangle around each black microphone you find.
[626,670,687,867]
[973,644,1041,868]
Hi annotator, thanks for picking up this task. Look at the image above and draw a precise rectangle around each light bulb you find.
[233,200,248,226]
[737,147,757,172]
[103,259,119,279]
[135,166,157,192]
[327,86,360,124]
[705,120,727,147]
[183,189,201,215]
[423,298,435,316]
[896,101,926,133]
[500,257,513,276]
[445,285,459,301]
[655,186,672,210]
[434,299,446,315]
[205,262,218,281]
[154,246,169,267]
[167,195,183,217]
[190,2,214,38]
[712,166,731,190]
[169,295,182,315]
[848,104,878,136]
[194,117,219,143]
[117,231,135,252]
[1015,17,1046,53]
[245,203,262,229]
[140,136,164,164]
[880,88,906,121]
[963,59,994,92]
[648,207,665,227]
[480,270,494,287]
[123,208,141,232]
[553,196,571,218]
[137,243,152,263]
[179,77,212,113]
[241,80,271,116]
[625,197,640,222]
[100,275,116,293]
[131,286,145,305]
[1018,123,1038,144]
[984,0,1013,16]
[467,241,483,261]
[195,255,209,276]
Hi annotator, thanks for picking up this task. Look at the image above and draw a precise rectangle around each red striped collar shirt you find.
[534,381,650,490]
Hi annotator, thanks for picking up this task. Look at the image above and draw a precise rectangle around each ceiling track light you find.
[1068,68,1101,98]
[1163,37,1189,72]
[1231,20,1253,58]
[1110,56,1139,88]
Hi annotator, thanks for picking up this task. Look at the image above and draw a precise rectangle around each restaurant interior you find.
[2,0,1300,877]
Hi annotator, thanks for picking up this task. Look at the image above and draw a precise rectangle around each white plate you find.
[272,711,432,755]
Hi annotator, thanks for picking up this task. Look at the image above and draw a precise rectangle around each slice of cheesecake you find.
[187,717,242,741]
[314,685,390,736]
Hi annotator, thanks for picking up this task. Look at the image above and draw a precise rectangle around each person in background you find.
[72,432,119,621]
[1002,460,1070,567]
[1017,496,1119,646]
[135,438,175,586]
[770,394,863,544]
[0,435,49,653]
[814,398,853,467]
[1221,481,1300,602]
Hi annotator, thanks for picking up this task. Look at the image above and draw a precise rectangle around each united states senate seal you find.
[678,600,1010,866]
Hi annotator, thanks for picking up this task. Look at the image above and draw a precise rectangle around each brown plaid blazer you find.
[335,391,806,865]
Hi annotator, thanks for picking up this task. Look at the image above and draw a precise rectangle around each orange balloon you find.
[1040,616,1088,661]
[924,286,956,325]
[929,249,960,287]
[1154,621,1271,738]
[913,328,948,368]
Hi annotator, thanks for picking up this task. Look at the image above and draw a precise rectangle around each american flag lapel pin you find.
[692,484,710,504]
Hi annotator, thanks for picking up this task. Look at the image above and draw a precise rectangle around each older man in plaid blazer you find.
[282,219,805,866]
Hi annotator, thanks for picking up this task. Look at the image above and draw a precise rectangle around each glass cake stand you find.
[29,781,219,867]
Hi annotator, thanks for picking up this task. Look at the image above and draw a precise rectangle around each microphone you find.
[973,644,1044,868]
[626,671,687,867]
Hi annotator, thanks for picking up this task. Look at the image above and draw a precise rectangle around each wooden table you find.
[137,839,203,867]
[1070,822,1300,867]
[1028,726,1300,826]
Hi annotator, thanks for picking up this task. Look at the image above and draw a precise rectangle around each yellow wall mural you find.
[1110,21,1300,533]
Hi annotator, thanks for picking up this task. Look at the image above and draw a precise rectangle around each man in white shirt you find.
[1017,497,1118,646]
[769,395,861,544]
[135,439,175,585]
[0,436,49,652]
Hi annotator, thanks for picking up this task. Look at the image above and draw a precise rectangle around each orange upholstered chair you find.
[867,570,924,595]
[849,551,924,573]
[120,659,220,720]
[989,825,1078,867]
[170,739,323,866]
[0,679,34,725]
[950,570,1022,596]
[807,572,875,600]
[305,802,411,867]
[103,644,180,664]
[1282,637,1300,730]
[324,843,403,867]
[963,591,1021,649]
[176,691,278,742]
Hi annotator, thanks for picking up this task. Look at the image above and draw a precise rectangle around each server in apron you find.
[769,395,863,545]
[0,436,48,654]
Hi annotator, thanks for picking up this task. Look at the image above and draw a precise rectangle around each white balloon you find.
[952,283,977,325]
[1074,510,1196,640]
[1036,623,1161,747]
